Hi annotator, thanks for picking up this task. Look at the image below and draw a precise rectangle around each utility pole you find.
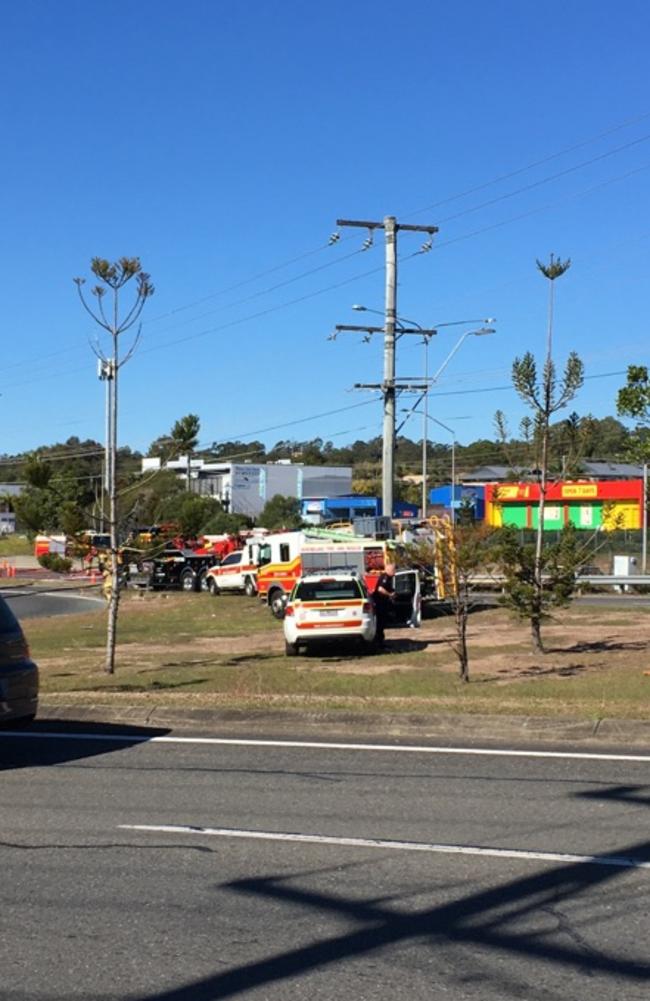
[336,216,438,517]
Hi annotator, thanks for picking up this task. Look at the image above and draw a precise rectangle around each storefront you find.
[484,480,643,531]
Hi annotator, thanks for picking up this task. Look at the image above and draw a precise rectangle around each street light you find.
[351,305,495,518]
[400,411,461,523]
[422,327,494,517]
[352,305,495,516]
[426,415,458,524]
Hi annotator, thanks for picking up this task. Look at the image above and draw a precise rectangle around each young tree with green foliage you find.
[617,365,650,460]
[74,257,154,675]
[170,414,201,490]
[429,521,496,682]
[509,254,583,653]
[496,525,582,651]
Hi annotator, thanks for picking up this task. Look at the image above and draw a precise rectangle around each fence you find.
[506,529,645,571]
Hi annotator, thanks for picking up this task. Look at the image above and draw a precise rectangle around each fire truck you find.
[255,529,424,625]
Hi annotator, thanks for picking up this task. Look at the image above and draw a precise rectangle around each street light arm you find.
[430,331,471,382]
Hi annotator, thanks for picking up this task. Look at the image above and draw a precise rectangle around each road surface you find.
[1,725,649,1000]
[1,587,104,618]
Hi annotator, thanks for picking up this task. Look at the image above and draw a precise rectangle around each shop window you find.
[579,505,593,527]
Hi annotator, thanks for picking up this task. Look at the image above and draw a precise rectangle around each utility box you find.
[613,555,638,576]
[353,516,393,540]
[613,554,638,593]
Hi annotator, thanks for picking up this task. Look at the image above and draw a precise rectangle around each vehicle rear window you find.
[0,597,21,634]
[295,579,363,601]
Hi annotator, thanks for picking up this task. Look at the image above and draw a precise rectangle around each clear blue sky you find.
[2,0,649,468]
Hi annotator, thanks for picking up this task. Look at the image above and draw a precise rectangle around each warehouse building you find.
[141,457,353,518]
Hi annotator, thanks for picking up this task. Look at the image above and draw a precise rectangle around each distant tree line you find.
[0,412,637,537]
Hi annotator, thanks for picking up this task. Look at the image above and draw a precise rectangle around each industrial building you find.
[141,457,353,518]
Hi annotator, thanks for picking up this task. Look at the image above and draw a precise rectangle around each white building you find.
[141,458,353,519]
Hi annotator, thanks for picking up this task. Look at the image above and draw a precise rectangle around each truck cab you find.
[205,541,261,596]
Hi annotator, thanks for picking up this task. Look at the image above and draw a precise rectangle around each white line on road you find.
[43,592,104,603]
[4,730,650,762]
[119,823,650,870]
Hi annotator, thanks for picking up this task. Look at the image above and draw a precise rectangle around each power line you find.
[140,112,650,329]
[143,245,370,339]
[434,132,650,227]
[5,135,650,392]
[404,109,650,219]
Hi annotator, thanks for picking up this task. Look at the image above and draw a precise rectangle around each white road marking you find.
[44,592,104,603]
[119,823,650,870]
[3,730,650,762]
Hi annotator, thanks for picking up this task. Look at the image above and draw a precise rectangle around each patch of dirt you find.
[39,607,650,684]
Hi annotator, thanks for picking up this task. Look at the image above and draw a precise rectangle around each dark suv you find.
[0,595,38,724]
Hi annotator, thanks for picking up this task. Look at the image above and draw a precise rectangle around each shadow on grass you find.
[547,639,648,655]
[221,653,283,667]
[305,638,431,661]
[83,678,209,692]
[476,662,591,682]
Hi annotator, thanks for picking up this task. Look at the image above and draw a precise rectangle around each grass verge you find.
[29,591,650,720]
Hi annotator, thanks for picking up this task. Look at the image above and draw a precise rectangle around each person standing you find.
[373,561,396,647]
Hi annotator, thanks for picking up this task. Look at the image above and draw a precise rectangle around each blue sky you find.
[2,0,650,468]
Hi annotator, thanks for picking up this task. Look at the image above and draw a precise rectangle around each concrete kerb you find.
[36,702,650,748]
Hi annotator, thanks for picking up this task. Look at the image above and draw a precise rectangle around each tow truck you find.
[122,544,220,592]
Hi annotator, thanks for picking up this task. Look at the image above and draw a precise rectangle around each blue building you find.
[301,496,419,525]
[428,485,485,521]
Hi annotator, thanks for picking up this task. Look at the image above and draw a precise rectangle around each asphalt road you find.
[1,726,649,1000]
[1,588,104,618]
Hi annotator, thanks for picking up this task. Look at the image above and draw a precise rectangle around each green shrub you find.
[38,553,73,574]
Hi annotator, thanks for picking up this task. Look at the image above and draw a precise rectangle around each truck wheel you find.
[269,590,287,620]
[181,569,197,592]
[285,640,299,657]
[208,577,219,596]
[198,569,210,592]
[244,577,256,597]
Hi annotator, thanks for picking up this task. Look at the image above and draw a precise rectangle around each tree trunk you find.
[105,334,118,675]
[532,415,549,654]
[455,598,470,682]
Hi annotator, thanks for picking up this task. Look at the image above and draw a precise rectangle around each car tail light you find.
[285,605,294,617]
[362,602,372,614]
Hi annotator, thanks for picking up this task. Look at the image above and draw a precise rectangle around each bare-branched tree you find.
[74,258,154,674]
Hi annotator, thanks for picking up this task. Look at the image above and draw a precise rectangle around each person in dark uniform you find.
[373,561,395,647]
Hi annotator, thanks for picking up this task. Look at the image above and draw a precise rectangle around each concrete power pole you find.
[336,216,438,517]
[383,217,397,518]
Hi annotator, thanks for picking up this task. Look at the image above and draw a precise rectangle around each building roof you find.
[581,460,643,478]
[462,465,527,482]
[462,460,644,483]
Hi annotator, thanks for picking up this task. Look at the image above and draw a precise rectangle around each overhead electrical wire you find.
[403,109,650,218]
[434,132,650,227]
[5,112,650,384]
